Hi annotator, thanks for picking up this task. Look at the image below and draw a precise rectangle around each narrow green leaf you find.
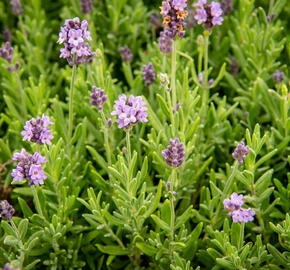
[96,244,130,255]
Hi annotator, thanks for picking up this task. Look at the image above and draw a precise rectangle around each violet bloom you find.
[90,86,107,110]
[194,0,223,29]
[232,141,249,164]
[118,46,133,62]
[11,149,47,185]
[0,200,15,221]
[107,118,112,127]
[160,0,188,39]
[3,264,21,270]
[149,13,162,30]
[273,70,284,82]
[142,63,156,86]
[10,0,23,15]
[172,102,181,114]
[162,138,185,168]
[80,0,92,14]
[167,181,177,196]
[158,29,174,55]
[3,27,12,42]
[198,72,214,86]
[0,42,19,72]
[229,56,239,77]
[221,0,233,15]
[57,17,95,66]
[159,73,170,88]
[21,115,54,145]
[111,94,148,130]
[224,192,255,223]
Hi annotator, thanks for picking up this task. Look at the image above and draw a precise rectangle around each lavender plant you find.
[0,0,289,269]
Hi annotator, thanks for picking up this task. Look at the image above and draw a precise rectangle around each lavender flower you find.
[166,181,176,196]
[107,118,112,127]
[162,138,185,168]
[0,42,19,72]
[149,13,162,30]
[142,63,156,86]
[80,0,92,14]
[118,46,133,62]
[232,141,249,164]
[11,149,47,185]
[159,73,170,88]
[172,102,181,114]
[223,192,244,213]
[21,115,54,145]
[57,17,95,66]
[224,193,256,223]
[90,86,107,110]
[158,29,174,55]
[10,0,23,15]
[229,56,239,77]
[0,200,15,221]
[186,9,197,30]
[266,14,275,23]
[198,72,214,86]
[111,95,148,130]
[160,0,188,39]
[194,0,223,29]
[273,70,284,82]
[3,264,21,270]
[221,0,233,15]
[3,27,12,42]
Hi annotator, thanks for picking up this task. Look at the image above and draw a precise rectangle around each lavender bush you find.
[0,0,289,269]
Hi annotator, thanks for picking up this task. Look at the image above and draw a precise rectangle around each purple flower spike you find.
[194,0,223,29]
[142,63,156,86]
[0,42,14,63]
[221,0,233,15]
[57,17,95,66]
[111,95,148,130]
[80,0,92,14]
[232,141,249,164]
[21,115,54,145]
[167,181,172,191]
[158,29,174,55]
[10,0,23,15]
[11,149,47,186]
[119,46,133,62]
[273,70,284,82]
[162,138,185,168]
[3,28,12,42]
[224,192,255,223]
[0,200,15,221]
[90,86,107,110]
[107,118,112,127]
[198,72,214,86]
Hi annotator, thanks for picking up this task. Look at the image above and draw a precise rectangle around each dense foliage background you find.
[0,0,289,269]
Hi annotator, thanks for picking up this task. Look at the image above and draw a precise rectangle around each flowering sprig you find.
[80,0,92,14]
[142,63,156,86]
[90,86,107,110]
[0,42,19,72]
[10,0,23,15]
[57,17,95,66]
[0,200,15,221]
[111,94,148,130]
[21,115,54,145]
[194,0,223,30]
[232,141,249,164]
[162,138,185,168]
[118,45,133,62]
[223,193,256,223]
[11,149,47,185]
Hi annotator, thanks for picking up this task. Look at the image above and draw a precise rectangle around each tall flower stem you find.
[31,185,44,218]
[171,41,177,110]
[10,220,25,267]
[126,131,131,164]
[68,63,77,149]
[201,33,209,121]
[101,111,112,166]
[212,161,239,227]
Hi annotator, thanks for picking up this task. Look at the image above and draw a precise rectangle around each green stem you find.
[170,197,175,241]
[10,220,25,267]
[238,222,245,250]
[171,41,177,109]
[101,111,112,166]
[162,55,166,73]
[15,72,27,120]
[212,161,239,226]
[31,185,44,218]
[202,34,209,121]
[68,63,77,147]
[126,131,131,165]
